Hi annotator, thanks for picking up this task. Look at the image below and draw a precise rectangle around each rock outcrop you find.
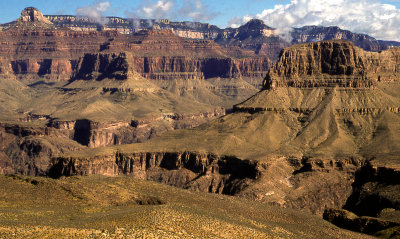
[263,41,400,89]
[214,19,289,61]
[323,209,400,236]
[19,7,53,25]
[49,151,260,195]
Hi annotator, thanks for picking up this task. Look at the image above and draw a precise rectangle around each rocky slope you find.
[0,174,371,238]
[48,41,400,223]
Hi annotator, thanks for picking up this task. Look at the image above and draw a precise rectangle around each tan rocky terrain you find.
[1,7,399,238]
[0,7,272,176]
[0,174,371,238]
[49,40,400,237]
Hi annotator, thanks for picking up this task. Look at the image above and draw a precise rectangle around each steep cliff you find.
[263,40,400,89]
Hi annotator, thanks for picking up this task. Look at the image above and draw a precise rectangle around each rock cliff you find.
[19,7,53,25]
[0,11,269,94]
[263,41,400,89]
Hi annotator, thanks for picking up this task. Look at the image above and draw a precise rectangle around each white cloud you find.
[126,0,217,22]
[179,0,217,21]
[228,0,400,41]
[138,0,174,19]
[76,1,110,24]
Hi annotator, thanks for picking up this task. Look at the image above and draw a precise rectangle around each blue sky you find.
[1,0,400,40]
[0,0,289,26]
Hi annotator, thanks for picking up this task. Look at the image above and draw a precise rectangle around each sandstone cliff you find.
[263,41,400,89]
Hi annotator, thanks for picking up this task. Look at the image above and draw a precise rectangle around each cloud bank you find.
[76,1,110,24]
[126,0,217,22]
[228,0,400,41]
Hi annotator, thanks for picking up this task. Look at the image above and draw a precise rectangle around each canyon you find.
[0,7,399,238]
[0,7,273,176]
[48,40,400,237]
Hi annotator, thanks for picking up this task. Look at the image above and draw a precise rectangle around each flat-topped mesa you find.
[18,7,53,25]
[263,40,400,89]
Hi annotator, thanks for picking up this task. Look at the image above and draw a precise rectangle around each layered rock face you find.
[263,41,400,89]
[0,11,270,91]
[19,7,53,25]
[1,9,396,88]
[131,55,269,83]
[49,152,260,196]
[27,14,398,60]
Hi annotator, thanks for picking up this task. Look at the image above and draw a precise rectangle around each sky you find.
[1,0,400,41]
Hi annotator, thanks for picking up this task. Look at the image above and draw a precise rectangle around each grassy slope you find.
[0,174,370,238]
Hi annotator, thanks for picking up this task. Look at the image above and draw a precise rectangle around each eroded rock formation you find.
[47,40,400,220]
[263,41,400,89]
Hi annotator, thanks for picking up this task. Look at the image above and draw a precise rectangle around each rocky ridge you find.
[263,40,400,89]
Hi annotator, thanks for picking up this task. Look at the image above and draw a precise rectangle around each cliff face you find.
[263,41,400,89]
[131,56,270,80]
[72,52,129,81]
[0,28,120,80]
[49,152,260,195]
[19,7,53,25]
[0,14,269,92]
